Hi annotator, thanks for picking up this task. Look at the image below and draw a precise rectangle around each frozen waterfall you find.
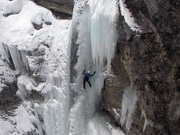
[69,0,122,135]
[0,0,125,135]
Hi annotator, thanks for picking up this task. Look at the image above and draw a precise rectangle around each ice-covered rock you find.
[0,0,71,134]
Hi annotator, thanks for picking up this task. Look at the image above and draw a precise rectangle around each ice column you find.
[0,43,29,74]
[88,0,119,71]
[40,71,70,135]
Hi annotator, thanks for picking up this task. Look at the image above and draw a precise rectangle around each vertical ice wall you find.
[42,73,70,135]
[69,0,120,135]
[37,20,71,135]
[71,0,119,94]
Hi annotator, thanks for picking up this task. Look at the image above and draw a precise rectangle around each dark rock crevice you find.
[0,81,21,117]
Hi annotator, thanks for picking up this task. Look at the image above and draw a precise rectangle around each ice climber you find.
[83,69,96,89]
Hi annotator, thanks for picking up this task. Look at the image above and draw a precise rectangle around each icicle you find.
[141,110,149,132]
[77,0,119,73]
[89,0,119,71]
[120,84,137,131]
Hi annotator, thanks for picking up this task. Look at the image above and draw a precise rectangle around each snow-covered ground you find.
[0,0,71,134]
[0,103,39,135]
[0,0,125,135]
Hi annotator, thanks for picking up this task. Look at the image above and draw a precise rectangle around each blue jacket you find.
[83,70,95,79]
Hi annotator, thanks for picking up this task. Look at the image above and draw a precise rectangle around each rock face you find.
[102,0,180,135]
[34,0,73,19]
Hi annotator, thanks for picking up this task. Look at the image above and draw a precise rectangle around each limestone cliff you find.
[102,0,180,135]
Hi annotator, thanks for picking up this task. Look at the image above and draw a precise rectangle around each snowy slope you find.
[0,103,39,135]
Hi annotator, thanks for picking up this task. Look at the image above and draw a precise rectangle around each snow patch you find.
[0,0,23,17]
[119,0,141,32]
[112,108,121,121]
[17,75,37,99]
[0,0,54,49]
